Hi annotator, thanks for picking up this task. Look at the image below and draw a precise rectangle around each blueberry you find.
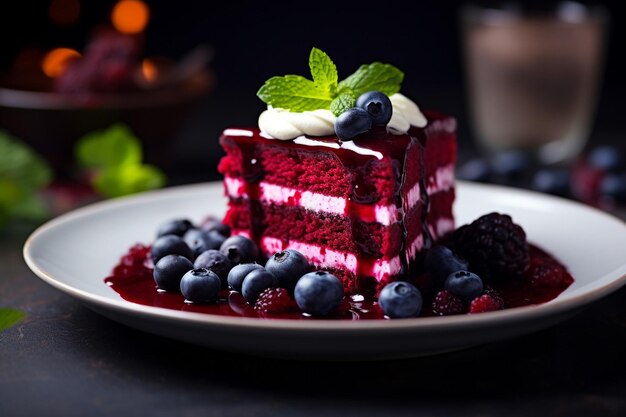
[356,91,392,126]
[206,230,228,249]
[183,229,225,258]
[180,268,221,303]
[156,218,194,238]
[424,245,469,285]
[335,108,372,141]
[531,168,571,197]
[219,235,260,265]
[151,234,193,263]
[490,151,530,182]
[193,249,232,285]
[265,249,312,294]
[378,281,422,318]
[457,159,491,182]
[241,268,278,304]
[444,270,483,301]
[200,216,231,237]
[599,173,626,203]
[153,254,193,292]
[588,146,623,172]
[227,263,264,292]
[294,271,344,316]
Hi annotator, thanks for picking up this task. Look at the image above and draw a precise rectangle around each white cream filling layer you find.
[224,163,454,226]
[232,217,454,282]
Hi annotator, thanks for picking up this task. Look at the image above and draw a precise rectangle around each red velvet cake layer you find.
[223,200,418,258]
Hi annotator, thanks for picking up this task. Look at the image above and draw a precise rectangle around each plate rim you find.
[23,181,626,332]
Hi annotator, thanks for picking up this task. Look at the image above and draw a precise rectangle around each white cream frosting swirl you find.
[258,93,427,140]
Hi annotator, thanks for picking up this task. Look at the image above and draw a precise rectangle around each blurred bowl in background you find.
[0,63,213,179]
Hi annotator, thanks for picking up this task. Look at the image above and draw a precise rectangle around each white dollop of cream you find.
[258,93,427,140]
[258,108,336,140]
[387,93,428,133]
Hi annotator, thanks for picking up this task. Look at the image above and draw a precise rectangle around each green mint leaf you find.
[330,91,357,117]
[309,47,338,96]
[257,75,333,112]
[75,124,142,169]
[0,206,8,229]
[0,132,51,229]
[338,62,404,96]
[0,178,21,210]
[10,192,48,220]
[0,130,52,191]
[0,176,47,220]
[76,124,167,199]
[93,164,166,198]
[257,49,404,114]
[0,308,25,332]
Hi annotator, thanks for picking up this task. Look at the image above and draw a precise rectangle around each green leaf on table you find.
[93,163,166,198]
[75,124,142,169]
[0,308,25,332]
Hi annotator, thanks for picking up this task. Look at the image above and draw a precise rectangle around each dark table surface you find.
[1,205,626,417]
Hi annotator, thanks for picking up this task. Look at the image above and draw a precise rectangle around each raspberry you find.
[454,212,529,281]
[431,290,465,316]
[254,288,297,314]
[530,263,568,287]
[483,286,505,309]
[469,294,504,314]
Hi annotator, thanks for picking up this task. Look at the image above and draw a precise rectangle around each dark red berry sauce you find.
[104,243,573,320]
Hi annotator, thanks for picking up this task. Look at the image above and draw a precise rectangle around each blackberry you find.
[454,212,529,281]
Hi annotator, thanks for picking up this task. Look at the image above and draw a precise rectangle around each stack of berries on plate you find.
[134,211,572,319]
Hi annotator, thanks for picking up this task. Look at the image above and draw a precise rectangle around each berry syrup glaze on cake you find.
[105,48,574,320]
[218,114,456,294]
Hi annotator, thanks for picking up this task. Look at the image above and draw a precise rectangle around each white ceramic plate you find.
[24,181,626,360]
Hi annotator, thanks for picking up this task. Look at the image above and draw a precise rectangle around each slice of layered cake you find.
[218,48,456,293]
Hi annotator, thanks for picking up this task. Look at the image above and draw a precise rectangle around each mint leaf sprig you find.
[257,48,404,117]
[75,124,166,198]
[0,131,52,230]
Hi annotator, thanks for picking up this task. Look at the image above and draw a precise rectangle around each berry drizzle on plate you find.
[104,213,574,320]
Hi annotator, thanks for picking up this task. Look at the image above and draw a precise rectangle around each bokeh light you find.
[111,0,150,34]
[42,48,81,78]
[141,58,158,83]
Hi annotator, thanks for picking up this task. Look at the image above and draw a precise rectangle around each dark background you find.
[2,0,625,181]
